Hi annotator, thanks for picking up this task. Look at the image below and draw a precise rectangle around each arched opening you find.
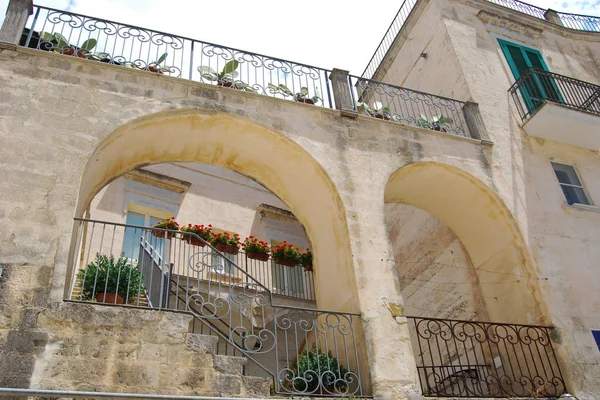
[64,108,370,396]
[384,162,563,398]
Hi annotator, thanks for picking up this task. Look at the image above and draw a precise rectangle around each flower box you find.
[215,242,239,255]
[247,251,270,262]
[152,229,173,240]
[183,236,206,247]
[274,257,298,267]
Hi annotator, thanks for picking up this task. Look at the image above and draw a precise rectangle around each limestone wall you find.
[0,30,596,398]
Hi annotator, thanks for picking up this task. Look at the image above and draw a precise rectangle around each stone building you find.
[0,0,599,398]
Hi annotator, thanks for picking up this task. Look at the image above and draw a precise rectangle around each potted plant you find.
[40,32,97,58]
[198,60,255,91]
[300,249,313,272]
[416,114,454,132]
[272,241,301,267]
[145,52,168,74]
[211,232,240,255]
[77,253,145,304]
[356,101,395,120]
[180,223,212,247]
[242,236,270,261]
[152,217,179,239]
[268,83,321,105]
[293,344,349,394]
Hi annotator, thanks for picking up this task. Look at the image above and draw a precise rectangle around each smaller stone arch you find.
[385,161,548,324]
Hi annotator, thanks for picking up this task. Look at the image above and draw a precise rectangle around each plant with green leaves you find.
[356,101,401,122]
[293,344,349,394]
[198,60,254,91]
[146,52,169,74]
[40,32,97,58]
[268,83,321,105]
[416,114,454,132]
[77,253,145,302]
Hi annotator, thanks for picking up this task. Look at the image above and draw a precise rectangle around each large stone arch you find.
[385,161,548,324]
[68,108,357,312]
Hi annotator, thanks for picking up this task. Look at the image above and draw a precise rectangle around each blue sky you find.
[1,0,598,75]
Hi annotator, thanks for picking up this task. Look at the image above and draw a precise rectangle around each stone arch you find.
[384,161,548,324]
[68,108,356,312]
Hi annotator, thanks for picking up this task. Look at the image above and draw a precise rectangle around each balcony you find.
[15,5,486,141]
[509,68,600,150]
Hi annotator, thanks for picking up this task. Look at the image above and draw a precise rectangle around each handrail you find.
[24,5,335,109]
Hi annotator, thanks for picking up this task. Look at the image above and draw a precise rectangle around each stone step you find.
[186,332,219,354]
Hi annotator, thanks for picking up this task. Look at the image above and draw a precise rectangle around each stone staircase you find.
[186,333,272,397]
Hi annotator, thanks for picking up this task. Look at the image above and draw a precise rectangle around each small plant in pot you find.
[356,101,398,120]
[144,52,169,74]
[293,344,350,394]
[152,217,179,239]
[268,83,321,105]
[198,60,255,91]
[416,114,453,132]
[40,31,97,58]
[242,236,270,261]
[300,249,313,272]
[211,232,240,255]
[77,253,145,304]
[180,224,213,247]
[272,241,301,267]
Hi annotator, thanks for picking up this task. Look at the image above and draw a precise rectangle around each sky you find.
[1,0,599,76]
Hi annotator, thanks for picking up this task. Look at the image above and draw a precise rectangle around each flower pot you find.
[275,257,298,267]
[304,264,313,272]
[295,98,314,105]
[183,236,206,247]
[217,80,235,88]
[224,244,239,255]
[246,251,270,262]
[61,47,86,58]
[152,230,173,240]
[214,242,228,253]
[95,292,125,304]
[148,65,164,74]
[432,126,447,132]
[374,113,391,120]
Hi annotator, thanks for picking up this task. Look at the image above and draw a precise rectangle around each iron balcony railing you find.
[70,218,367,397]
[22,5,335,109]
[407,316,566,398]
[361,0,600,80]
[509,68,600,120]
[350,75,471,137]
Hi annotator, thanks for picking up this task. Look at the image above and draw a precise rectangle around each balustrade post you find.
[463,101,492,144]
[544,9,564,26]
[0,0,33,45]
[329,68,358,118]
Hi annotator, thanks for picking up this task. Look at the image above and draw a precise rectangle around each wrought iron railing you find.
[509,68,600,120]
[361,0,600,80]
[69,218,367,397]
[22,6,335,109]
[407,316,566,398]
[350,76,471,137]
[360,0,418,80]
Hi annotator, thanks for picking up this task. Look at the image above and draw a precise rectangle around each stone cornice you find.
[477,10,543,38]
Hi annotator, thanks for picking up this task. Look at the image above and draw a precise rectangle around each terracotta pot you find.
[61,47,86,58]
[152,230,173,240]
[95,292,125,304]
[147,65,164,74]
[183,236,206,247]
[217,81,234,88]
[214,242,228,252]
[432,126,447,132]
[295,98,314,105]
[374,113,391,120]
[304,264,313,272]
[224,244,239,255]
[246,251,270,262]
[275,257,298,267]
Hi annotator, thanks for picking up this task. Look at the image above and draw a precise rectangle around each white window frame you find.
[550,162,592,206]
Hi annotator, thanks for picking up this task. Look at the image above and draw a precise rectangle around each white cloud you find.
[1,0,598,75]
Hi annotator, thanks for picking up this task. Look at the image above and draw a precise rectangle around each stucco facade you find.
[0,0,599,398]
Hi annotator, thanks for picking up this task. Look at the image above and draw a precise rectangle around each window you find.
[551,162,591,206]
[498,39,562,112]
[271,240,305,296]
[592,330,600,352]
[122,211,169,261]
